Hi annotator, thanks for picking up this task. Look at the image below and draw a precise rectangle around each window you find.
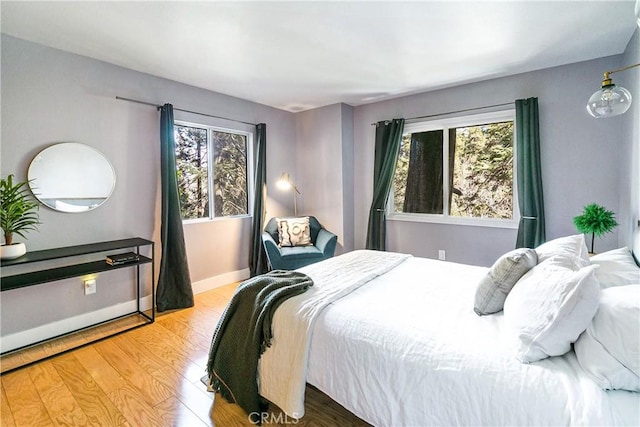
[390,111,517,227]
[174,121,252,221]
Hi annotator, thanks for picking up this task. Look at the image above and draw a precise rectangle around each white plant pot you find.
[1,242,27,260]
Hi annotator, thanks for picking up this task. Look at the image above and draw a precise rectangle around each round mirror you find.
[28,143,116,213]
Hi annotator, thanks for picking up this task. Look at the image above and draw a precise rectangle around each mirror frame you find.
[27,142,116,213]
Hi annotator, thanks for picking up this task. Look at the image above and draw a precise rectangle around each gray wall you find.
[0,35,297,336]
[295,103,355,253]
[352,54,631,266]
[341,104,355,252]
[619,27,640,249]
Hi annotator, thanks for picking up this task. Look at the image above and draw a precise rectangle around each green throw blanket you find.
[206,270,313,421]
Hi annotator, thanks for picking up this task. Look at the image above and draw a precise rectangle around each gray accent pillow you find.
[474,248,538,315]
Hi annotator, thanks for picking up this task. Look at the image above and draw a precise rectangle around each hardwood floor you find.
[0,283,369,426]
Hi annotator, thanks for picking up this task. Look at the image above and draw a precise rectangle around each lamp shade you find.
[586,84,632,118]
[277,172,292,190]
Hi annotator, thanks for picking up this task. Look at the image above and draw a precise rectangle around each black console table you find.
[0,238,155,374]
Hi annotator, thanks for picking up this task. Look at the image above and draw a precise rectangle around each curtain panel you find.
[365,118,405,251]
[157,104,194,312]
[249,123,268,277]
[515,97,546,248]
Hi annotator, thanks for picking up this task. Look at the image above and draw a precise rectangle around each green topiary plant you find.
[0,174,41,246]
[573,203,618,253]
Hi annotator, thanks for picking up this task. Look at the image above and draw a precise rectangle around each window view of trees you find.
[175,125,208,220]
[393,130,444,214]
[450,122,513,219]
[392,120,514,220]
[212,131,248,217]
[174,123,249,220]
[393,134,411,213]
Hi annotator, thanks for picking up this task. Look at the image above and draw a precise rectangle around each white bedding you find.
[260,251,640,426]
[259,250,411,417]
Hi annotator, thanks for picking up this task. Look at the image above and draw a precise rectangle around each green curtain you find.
[366,118,405,251]
[515,97,546,248]
[157,104,194,312]
[249,123,268,277]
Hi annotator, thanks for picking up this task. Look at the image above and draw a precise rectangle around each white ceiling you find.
[1,1,637,112]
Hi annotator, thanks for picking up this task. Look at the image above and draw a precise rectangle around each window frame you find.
[387,110,519,229]
[174,119,254,224]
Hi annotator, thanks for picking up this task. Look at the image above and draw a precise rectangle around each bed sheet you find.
[306,256,636,426]
[608,390,640,426]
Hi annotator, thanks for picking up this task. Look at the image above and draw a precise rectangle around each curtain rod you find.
[370,101,514,126]
[116,96,257,126]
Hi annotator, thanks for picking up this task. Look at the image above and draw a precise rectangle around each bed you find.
[256,235,640,426]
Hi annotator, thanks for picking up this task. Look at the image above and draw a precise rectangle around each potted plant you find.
[573,203,618,254]
[1,174,41,259]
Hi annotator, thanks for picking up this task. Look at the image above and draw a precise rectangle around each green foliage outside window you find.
[175,125,209,220]
[450,122,513,219]
[393,120,513,220]
[174,124,248,220]
[212,132,248,217]
[393,134,411,213]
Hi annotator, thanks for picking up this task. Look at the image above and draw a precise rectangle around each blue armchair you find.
[262,216,338,270]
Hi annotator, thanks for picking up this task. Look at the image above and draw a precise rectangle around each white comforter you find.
[259,251,634,426]
[259,250,411,418]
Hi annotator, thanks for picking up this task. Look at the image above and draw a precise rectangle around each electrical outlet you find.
[84,279,97,295]
[438,250,446,261]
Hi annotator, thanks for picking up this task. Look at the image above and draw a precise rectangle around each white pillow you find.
[276,217,312,247]
[574,285,640,391]
[589,247,640,288]
[504,261,600,363]
[534,234,590,268]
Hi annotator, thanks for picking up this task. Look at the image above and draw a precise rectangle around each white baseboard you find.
[191,268,250,294]
[1,296,153,353]
[1,269,248,353]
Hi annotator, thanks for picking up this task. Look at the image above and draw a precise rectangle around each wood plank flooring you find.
[1,283,370,426]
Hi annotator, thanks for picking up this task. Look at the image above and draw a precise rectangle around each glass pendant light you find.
[586,72,632,118]
[586,63,640,118]
[588,3,640,118]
